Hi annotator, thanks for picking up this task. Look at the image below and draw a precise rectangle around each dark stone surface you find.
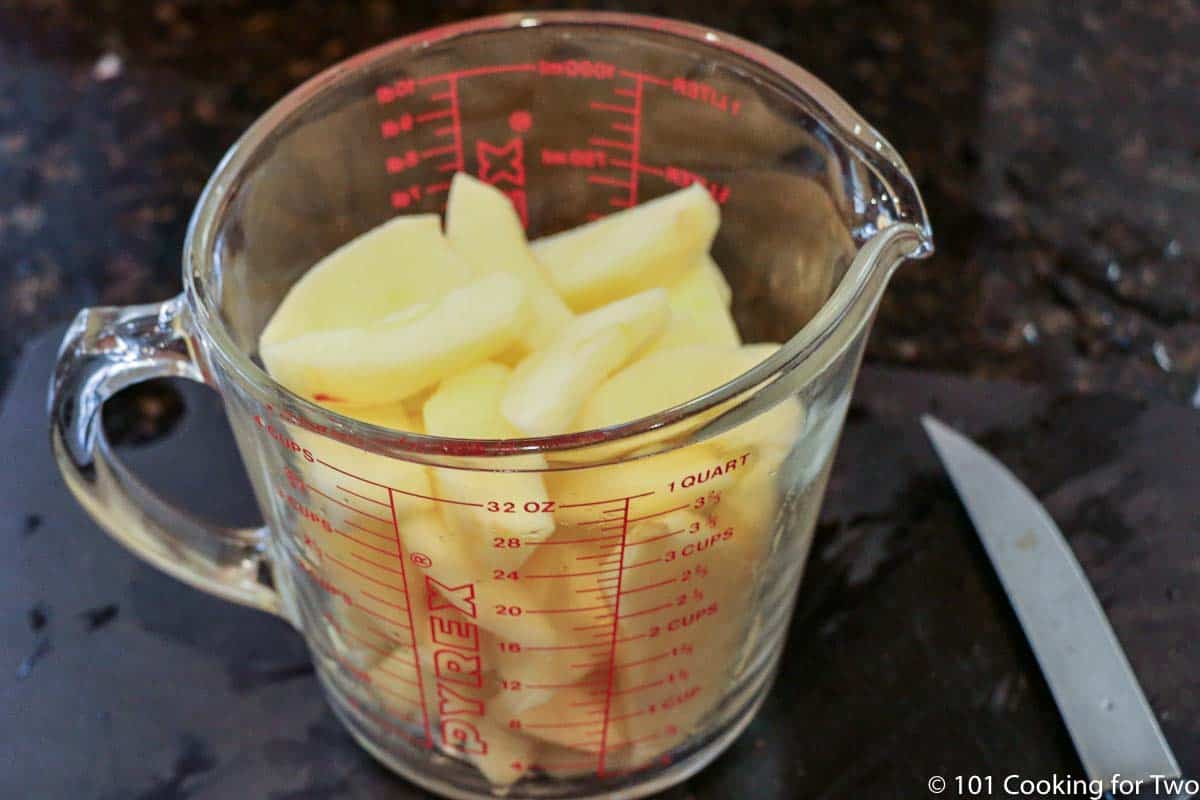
[3,327,1196,798]
[0,0,1198,404]
[2,1,1199,796]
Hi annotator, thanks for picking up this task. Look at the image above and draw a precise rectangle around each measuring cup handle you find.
[48,295,280,615]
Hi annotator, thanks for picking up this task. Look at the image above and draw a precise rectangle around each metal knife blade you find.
[921,414,1180,782]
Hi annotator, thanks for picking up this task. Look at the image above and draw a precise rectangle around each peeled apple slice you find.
[261,272,527,405]
[647,255,741,353]
[445,173,573,353]
[501,289,669,436]
[261,214,474,347]
[532,184,720,310]
[423,363,556,562]
[292,402,433,518]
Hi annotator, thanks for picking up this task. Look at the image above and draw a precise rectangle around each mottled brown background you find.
[1,1,1198,797]
[0,0,1197,401]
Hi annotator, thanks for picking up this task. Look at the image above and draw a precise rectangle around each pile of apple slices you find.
[260,174,796,787]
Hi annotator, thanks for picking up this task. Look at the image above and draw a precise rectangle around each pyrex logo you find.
[424,576,489,756]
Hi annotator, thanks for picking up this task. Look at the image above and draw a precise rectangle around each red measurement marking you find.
[416,108,454,122]
[596,496,632,776]
[416,63,537,85]
[615,633,650,644]
[611,122,635,133]
[570,660,608,670]
[343,519,393,541]
[374,666,422,688]
[436,161,458,173]
[508,110,532,132]
[628,504,690,523]
[361,590,409,611]
[385,486,433,748]
[573,622,613,632]
[338,485,389,508]
[326,553,406,593]
[523,642,607,652]
[335,530,401,559]
[523,568,618,580]
[390,486,484,508]
[607,709,648,723]
[559,491,652,510]
[421,145,456,158]
[618,602,674,621]
[617,68,670,86]
[589,137,634,151]
[526,604,611,615]
[307,483,392,524]
[375,684,422,705]
[619,577,678,596]
[350,552,407,576]
[424,182,450,194]
[588,175,633,188]
[315,459,385,488]
[627,76,644,207]
[575,517,622,527]
[521,720,600,730]
[610,158,665,177]
[575,552,620,561]
[624,557,663,571]
[355,603,412,629]
[337,627,390,656]
[575,586,615,595]
[629,528,685,547]
[608,678,667,696]
[617,650,672,669]
[591,101,636,115]
[609,197,632,208]
[532,533,620,545]
[525,680,605,690]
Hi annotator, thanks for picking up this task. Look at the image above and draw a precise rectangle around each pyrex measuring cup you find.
[49,12,931,800]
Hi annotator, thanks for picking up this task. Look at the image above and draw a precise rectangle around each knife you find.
[921,415,1181,783]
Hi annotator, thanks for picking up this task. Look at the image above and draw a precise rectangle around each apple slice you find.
[531,184,719,310]
[646,255,741,353]
[445,173,573,353]
[261,214,474,348]
[261,272,527,405]
[290,402,433,518]
[501,289,669,436]
[422,362,556,563]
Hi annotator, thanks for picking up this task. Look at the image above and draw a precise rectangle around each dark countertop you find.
[0,0,1197,400]
[1,1,1198,797]
[4,328,1197,798]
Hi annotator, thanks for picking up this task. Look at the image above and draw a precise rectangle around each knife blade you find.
[921,414,1180,782]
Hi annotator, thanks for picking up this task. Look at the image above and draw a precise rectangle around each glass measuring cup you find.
[48,11,931,799]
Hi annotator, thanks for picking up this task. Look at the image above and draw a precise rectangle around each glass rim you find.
[183,10,932,460]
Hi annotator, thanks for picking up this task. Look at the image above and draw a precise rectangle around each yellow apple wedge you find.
[647,255,741,353]
[261,272,527,405]
[445,173,573,353]
[423,362,556,564]
[261,214,474,348]
[501,289,670,436]
[531,184,720,310]
[290,402,433,518]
